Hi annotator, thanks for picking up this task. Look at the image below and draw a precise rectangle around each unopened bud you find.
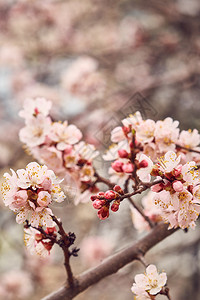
[122,163,134,173]
[113,185,124,195]
[98,206,109,220]
[173,181,183,192]
[93,199,106,209]
[118,149,129,158]
[104,190,116,200]
[111,200,120,212]
[111,160,124,173]
[139,159,149,168]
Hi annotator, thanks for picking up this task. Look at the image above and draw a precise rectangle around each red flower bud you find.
[45,227,56,234]
[91,195,97,201]
[118,149,129,158]
[93,199,106,209]
[139,159,149,168]
[104,190,116,200]
[113,185,124,195]
[111,200,120,212]
[111,160,124,172]
[98,206,109,220]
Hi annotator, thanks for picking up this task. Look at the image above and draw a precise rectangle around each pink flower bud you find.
[151,183,163,193]
[37,191,51,207]
[104,190,116,200]
[98,206,109,220]
[64,145,73,154]
[118,149,129,158]
[173,165,182,177]
[93,199,106,209]
[173,181,183,192]
[41,177,52,190]
[111,160,124,172]
[113,185,124,195]
[111,200,120,212]
[139,159,149,168]
[122,163,134,173]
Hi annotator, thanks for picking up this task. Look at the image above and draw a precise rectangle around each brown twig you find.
[176,144,200,154]
[94,171,116,189]
[42,223,178,300]
[51,216,75,288]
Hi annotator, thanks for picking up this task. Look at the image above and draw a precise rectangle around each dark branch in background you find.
[94,171,116,188]
[42,223,178,300]
[176,144,200,155]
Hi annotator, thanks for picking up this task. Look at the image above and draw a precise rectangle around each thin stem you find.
[128,197,154,228]
[160,287,172,300]
[120,179,163,201]
[51,216,74,288]
[94,171,115,189]
[176,144,200,154]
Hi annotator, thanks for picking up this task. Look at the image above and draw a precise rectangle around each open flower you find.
[49,121,82,150]
[19,97,52,121]
[131,264,167,297]
[1,162,65,227]
[19,114,51,147]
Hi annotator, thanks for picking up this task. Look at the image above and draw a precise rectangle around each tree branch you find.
[42,223,177,300]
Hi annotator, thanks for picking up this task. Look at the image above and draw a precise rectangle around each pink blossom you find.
[157,151,181,173]
[74,141,99,160]
[19,115,51,147]
[49,121,82,150]
[111,160,124,172]
[19,97,52,120]
[122,111,143,128]
[80,236,112,267]
[131,264,167,296]
[178,129,200,149]
[155,117,179,152]
[111,126,125,143]
[172,181,183,192]
[136,119,156,143]
[24,227,51,257]
[1,162,65,227]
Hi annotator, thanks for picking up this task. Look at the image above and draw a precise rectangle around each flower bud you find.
[113,185,124,195]
[90,195,97,201]
[122,163,134,173]
[111,160,124,173]
[97,192,105,199]
[118,149,129,158]
[111,200,120,212]
[104,190,116,200]
[151,183,163,193]
[173,165,182,177]
[41,177,52,190]
[93,199,106,209]
[139,159,149,168]
[98,206,109,220]
[173,181,183,192]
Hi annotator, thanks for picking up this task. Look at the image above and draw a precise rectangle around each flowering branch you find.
[42,223,177,300]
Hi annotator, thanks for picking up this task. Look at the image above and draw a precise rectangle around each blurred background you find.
[0,0,200,299]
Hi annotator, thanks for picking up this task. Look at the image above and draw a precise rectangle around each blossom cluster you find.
[139,151,200,229]
[19,97,99,204]
[104,111,200,186]
[24,226,57,257]
[91,185,124,220]
[1,162,65,227]
[131,264,167,299]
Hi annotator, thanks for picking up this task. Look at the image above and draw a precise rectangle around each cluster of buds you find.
[91,185,124,220]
